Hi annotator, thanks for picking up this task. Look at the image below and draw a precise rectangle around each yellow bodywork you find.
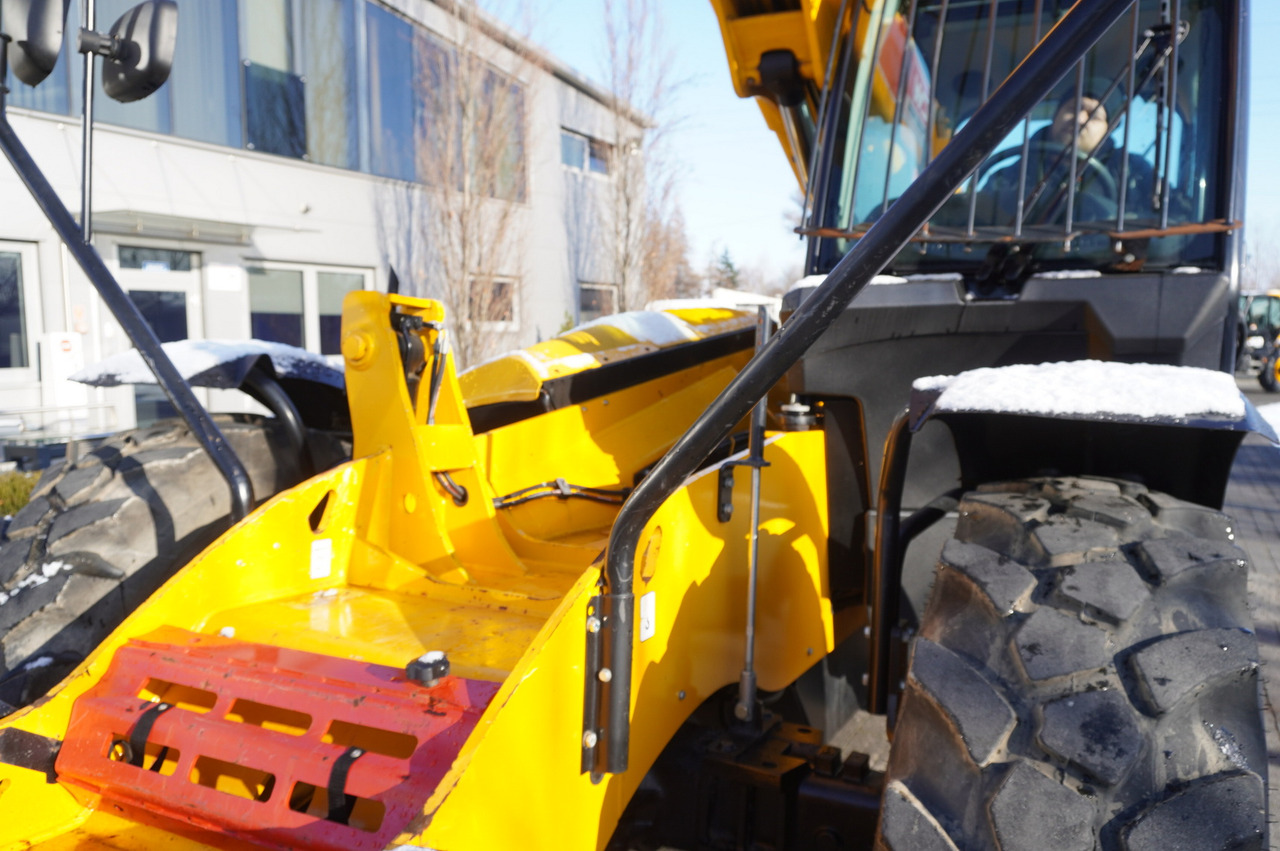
[0,294,853,849]
[710,0,953,187]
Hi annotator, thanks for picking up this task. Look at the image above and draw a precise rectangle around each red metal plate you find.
[56,626,499,851]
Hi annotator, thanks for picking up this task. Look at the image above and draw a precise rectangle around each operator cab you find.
[803,0,1236,296]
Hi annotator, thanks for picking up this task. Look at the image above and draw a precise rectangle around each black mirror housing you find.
[1,0,71,87]
[101,0,176,103]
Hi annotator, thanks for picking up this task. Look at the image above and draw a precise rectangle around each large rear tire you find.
[877,476,1267,850]
[0,415,349,707]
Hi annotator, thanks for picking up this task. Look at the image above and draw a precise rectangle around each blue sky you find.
[523,1,807,284]
[524,1,1279,287]
[1246,3,1280,263]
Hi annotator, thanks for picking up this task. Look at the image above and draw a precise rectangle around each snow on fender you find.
[911,360,1278,442]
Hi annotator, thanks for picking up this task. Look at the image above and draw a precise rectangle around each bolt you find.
[861,673,869,687]
[677,690,686,700]
[586,616,602,634]
[734,702,750,721]
[583,730,598,748]
[342,332,371,365]
[598,668,613,683]
[352,748,364,758]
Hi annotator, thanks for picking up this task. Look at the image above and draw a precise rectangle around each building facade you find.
[0,0,629,438]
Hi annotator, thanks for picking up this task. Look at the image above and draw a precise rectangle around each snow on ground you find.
[1258,403,1280,435]
[70,340,335,386]
[916,361,1247,420]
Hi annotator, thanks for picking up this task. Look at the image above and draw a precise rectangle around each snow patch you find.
[1257,403,1280,435]
[916,361,1246,420]
[573,311,701,346]
[904,273,964,282]
[788,273,909,292]
[1031,270,1103,280]
[41,560,69,578]
[0,561,74,608]
[71,339,336,386]
[554,352,602,371]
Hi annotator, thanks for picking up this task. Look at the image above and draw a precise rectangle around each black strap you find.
[127,702,172,769]
[326,746,364,823]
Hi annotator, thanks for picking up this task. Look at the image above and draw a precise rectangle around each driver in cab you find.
[981,89,1154,226]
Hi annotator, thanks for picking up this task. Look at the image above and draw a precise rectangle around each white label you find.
[639,591,656,642]
[310,538,333,579]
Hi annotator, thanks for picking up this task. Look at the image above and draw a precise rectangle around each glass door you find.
[111,245,204,427]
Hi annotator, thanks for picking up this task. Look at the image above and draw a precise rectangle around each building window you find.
[0,253,30,369]
[301,0,358,169]
[317,271,362,354]
[561,130,611,175]
[6,0,542,192]
[129,289,188,426]
[578,283,617,323]
[469,277,517,329]
[249,267,305,347]
[171,0,241,147]
[249,265,367,353]
[242,0,307,158]
[482,72,527,201]
[119,246,194,272]
[367,4,418,181]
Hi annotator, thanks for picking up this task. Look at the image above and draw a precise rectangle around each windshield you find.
[806,0,1232,281]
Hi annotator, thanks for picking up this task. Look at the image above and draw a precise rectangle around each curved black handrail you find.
[596,0,1135,773]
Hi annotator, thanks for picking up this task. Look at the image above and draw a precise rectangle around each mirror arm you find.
[77,28,122,59]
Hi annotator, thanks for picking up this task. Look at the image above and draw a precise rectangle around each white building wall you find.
[0,0,633,441]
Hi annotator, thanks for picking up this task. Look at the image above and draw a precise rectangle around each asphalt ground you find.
[1229,375,1280,840]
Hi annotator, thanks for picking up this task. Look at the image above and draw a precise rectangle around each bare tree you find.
[416,1,535,368]
[1245,229,1280,293]
[601,0,686,311]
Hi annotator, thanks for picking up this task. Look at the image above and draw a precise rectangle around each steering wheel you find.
[977,139,1119,204]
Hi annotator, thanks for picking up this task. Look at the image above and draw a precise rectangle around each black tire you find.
[0,415,349,708]
[877,476,1267,851]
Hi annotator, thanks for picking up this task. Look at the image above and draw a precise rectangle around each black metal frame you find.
[0,31,253,520]
[588,0,1136,775]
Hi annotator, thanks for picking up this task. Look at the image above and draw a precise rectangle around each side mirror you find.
[98,0,177,103]
[1,0,71,87]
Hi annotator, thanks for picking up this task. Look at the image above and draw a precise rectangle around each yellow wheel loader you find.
[0,1,1270,849]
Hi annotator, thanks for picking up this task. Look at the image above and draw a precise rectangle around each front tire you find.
[0,415,348,707]
[877,476,1267,850]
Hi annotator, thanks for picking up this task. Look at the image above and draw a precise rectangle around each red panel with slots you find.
[55,626,499,851]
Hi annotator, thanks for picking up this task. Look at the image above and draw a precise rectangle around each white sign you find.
[310,538,333,579]
[639,591,656,642]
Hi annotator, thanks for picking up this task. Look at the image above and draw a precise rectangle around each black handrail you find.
[0,42,253,520]
[594,0,1135,774]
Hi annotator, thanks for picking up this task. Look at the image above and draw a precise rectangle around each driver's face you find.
[1050,96,1108,154]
